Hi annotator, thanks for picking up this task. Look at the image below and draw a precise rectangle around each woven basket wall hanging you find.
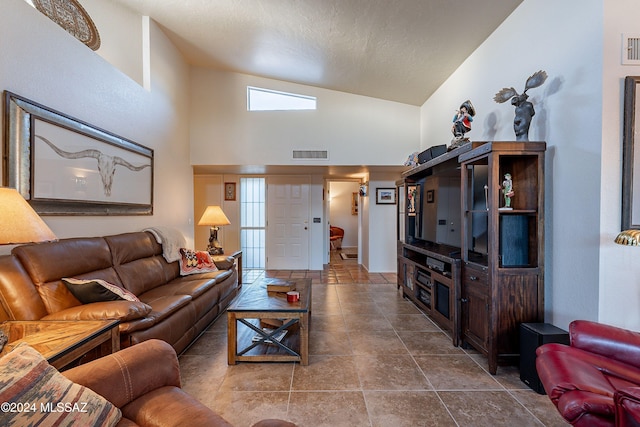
[32,0,101,50]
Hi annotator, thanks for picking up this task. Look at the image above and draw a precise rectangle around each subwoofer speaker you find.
[520,323,569,394]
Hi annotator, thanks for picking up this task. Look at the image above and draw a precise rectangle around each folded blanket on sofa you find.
[144,226,186,263]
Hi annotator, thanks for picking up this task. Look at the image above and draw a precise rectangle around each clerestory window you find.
[247,86,316,111]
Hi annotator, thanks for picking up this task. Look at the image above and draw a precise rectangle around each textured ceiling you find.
[111,0,522,106]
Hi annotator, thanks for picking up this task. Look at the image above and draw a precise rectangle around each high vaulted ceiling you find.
[112,0,522,106]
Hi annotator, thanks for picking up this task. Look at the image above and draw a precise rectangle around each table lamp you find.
[197,205,230,255]
[0,187,57,350]
[614,229,640,246]
[0,187,57,245]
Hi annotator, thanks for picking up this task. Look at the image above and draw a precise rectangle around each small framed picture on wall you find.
[375,188,396,205]
[224,182,236,201]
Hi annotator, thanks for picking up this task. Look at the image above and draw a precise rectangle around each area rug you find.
[340,253,358,260]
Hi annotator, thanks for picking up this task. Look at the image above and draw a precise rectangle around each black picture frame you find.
[426,189,435,203]
[376,188,396,204]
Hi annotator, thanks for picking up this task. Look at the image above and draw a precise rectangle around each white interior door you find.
[266,176,310,269]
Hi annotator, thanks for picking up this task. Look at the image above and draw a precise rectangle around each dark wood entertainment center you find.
[397,141,545,374]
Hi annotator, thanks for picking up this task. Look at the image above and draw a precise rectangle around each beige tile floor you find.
[178,249,568,427]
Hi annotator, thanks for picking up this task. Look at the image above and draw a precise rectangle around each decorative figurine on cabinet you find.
[449,100,475,151]
[493,70,548,141]
[500,173,514,210]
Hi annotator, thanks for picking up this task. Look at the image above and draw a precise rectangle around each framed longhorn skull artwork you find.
[3,91,153,215]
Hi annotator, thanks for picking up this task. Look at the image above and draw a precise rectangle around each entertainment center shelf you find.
[397,141,545,374]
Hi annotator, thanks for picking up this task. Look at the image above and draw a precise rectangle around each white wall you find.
[599,0,640,330]
[83,0,144,86]
[189,68,420,167]
[365,178,398,272]
[329,181,360,248]
[1,0,194,249]
[421,0,604,330]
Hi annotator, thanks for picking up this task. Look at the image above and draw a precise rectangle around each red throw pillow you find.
[179,248,219,276]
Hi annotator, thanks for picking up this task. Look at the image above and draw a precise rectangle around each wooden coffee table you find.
[0,320,120,370]
[227,278,311,365]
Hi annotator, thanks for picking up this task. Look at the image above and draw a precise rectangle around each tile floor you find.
[178,250,568,427]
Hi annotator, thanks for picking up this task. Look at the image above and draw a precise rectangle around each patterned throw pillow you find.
[0,343,121,426]
[179,248,219,276]
[62,278,140,303]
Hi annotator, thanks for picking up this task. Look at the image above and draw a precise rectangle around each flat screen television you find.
[412,172,462,248]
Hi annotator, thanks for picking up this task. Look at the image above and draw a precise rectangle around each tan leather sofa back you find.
[12,237,119,314]
[105,232,179,295]
[0,255,48,321]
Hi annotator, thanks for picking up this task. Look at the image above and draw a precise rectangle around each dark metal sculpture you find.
[494,70,548,141]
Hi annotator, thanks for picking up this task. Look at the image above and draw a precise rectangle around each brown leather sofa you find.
[63,338,295,427]
[0,231,239,354]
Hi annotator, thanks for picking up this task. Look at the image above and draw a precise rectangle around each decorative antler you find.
[524,70,548,93]
[493,87,518,104]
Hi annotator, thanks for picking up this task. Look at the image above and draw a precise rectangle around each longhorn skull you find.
[36,135,151,196]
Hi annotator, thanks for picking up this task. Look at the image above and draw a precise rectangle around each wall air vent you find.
[292,150,329,160]
[623,34,640,65]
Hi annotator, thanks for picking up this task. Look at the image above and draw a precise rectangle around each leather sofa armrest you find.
[571,320,640,369]
[211,255,234,270]
[62,339,180,408]
[615,387,640,427]
[42,300,152,322]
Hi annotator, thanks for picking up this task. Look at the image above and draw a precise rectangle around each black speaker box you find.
[520,323,569,394]
[418,145,447,164]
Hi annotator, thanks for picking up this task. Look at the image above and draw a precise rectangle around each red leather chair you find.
[329,226,344,250]
[536,320,640,426]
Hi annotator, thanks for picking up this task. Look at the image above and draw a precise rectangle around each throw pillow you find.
[0,342,121,427]
[179,248,219,276]
[62,278,140,304]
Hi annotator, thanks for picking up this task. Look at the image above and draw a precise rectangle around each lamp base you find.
[207,246,224,255]
[207,226,224,255]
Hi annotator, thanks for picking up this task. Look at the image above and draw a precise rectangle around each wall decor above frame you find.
[32,0,101,50]
[622,76,640,230]
[3,91,153,215]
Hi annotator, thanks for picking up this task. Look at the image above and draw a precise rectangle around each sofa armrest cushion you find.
[63,339,181,408]
[571,320,640,368]
[121,386,233,427]
[211,255,234,270]
[536,350,616,401]
[615,387,640,427]
[557,390,616,424]
[1,342,121,426]
[42,301,152,322]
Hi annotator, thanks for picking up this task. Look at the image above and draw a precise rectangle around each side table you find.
[0,319,120,370]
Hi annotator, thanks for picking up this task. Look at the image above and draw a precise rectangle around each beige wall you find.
[189,68,421,167]
[1,0,194,251]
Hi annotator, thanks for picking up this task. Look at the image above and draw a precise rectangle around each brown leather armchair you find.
[63,339,295,427]
[536,320,640,426]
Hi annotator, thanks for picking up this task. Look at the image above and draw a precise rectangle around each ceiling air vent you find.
[292,150,329,160]
[623,34,640,65]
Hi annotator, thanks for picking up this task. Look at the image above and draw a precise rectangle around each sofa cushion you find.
[62,278,141,303]
[179,248,218,276]
[0,342,121,426]
[137,292,192,324]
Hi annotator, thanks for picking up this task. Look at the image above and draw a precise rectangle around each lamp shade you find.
[615,229,640,246]
[0,187,57,244]
[197,206,231,227]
